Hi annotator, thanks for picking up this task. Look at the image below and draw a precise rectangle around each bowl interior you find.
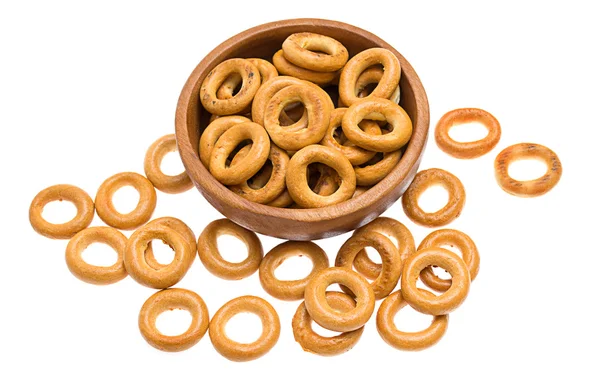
[176,19,428,240]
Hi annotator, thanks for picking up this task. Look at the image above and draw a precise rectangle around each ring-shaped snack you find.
[342,98,412,152]
[272,50,338,86]
[209,295,280,362]
[352,217,416,280]
[124,224,195,289]
[286,145,356,208]
[304,267,375,332]
[292,291,364,356]
[401,247,470,315]
[435,108,501,159]
[376,289,448,351]
[229,144,289,204]
[401,168,466,227]
[259,241,329,301]
[144,134,192,194]
[338,66,401,107]
[339,48,401,106]
[321,108,381,165]
[251,76,309,128]
[419,229,480,292]
[264,84,332,151]
[198,115,250,168]
[65,226,128,285]
[197,219,263,280]
[282,32,349,72]
[29,184,95,239]
[199,58,261,115]
[335,231,402,299]
[216,58,279,100]
[95,172,157,230]
[143,217,197,271]
[208,122,270,186]
[139,288,210,352]
[354,150,402,186]
[494,143,562,197]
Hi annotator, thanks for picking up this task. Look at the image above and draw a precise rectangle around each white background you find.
[1,1,599,377]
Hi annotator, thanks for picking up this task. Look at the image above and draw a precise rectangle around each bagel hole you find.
[364,246,382,264]
[274,255,313,280]
[156,309,192,336]
[247,160,273,189]
[431,266,452,280]
[81,242,118,267]
[333,125,349,145]
[448,121,489,142]
[226,140,252,167]
[216,234,248,263]
[379,233,399,249]
[508,158,548,181]
[393,302,435,332]
[225,312,262,343]
[112,186,140,214]
[42,200,77,224]
[281,101,306,125]
[148,239,175,265]
[308,163,341,195]
[311,320,343,337]
[358,83,378,98]
[160,151,186,176]
[216,73,242,99]
[418,185,449,213]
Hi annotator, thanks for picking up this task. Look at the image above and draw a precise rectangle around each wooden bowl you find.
[175,18,429,240]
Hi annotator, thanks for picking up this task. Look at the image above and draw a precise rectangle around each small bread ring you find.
[65,227,128,285]
[401,168,466,227]
[143,217,197,271]
[229,144,289,204]
[321,108,380,165]
[251,76,309,127]
[354,150,402,186]
[209,295,280,362]
[264,84,332,151]
[292,291,364,356]
[304,267,375,332]
[435,108,502,159]
[95,172,157,230]
[401,247,471,315]
[199,115,251,168]
[209,122,270,186]
[29,184,95,239]
[282,32,349,72]
[200,58,261,115]
[335,231,402,299]
[419,229,480,292]
[124,224,195,289]
[144,134,192,194]
[339,67,401,107]
[342,98,412,152]
[273,50,337,86]
[139,288,209,352]
[339,48,401,106]
[376,289,448,351]
[197,219,263,280]
[352,217,416,280]
[286,145,356,208]
[494,143,562,197]
[259,241,329,301]
[215,58,278,102]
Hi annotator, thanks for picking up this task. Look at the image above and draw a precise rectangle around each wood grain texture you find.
[175,18,429,240]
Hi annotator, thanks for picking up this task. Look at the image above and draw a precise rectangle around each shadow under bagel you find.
[175,18,429,240]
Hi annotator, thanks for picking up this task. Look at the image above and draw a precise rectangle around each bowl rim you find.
[175,18,429,224]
